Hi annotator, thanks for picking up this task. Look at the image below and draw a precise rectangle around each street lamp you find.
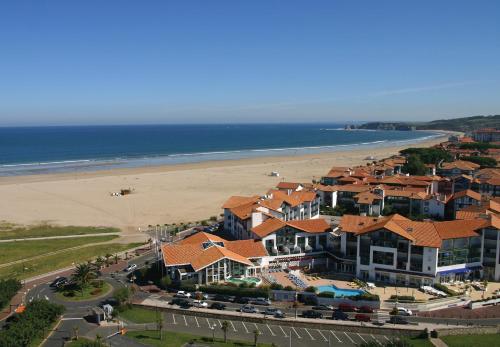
[210,323,217,342]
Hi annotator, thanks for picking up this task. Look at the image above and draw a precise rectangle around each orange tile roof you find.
[339,215,384,233]
[456,210,482,220]
[230,202,257,220]
[440,160,480,171]
[450,189,481,201]
[225,239,268,258]
[251,218,286,238]
[433,220,485,240]
[276,182,302,190]
[222,195,260,209]
[286,219,331,233]
[354,191,382,204]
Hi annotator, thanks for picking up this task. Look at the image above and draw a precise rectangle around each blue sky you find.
[0,1,499,126]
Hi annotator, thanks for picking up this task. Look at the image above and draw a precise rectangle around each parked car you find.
[396,307,413,316]
[332,309,349,320]
[50,277,68,288]
[124,264,137,272]
[174,290,191,298]
[312,304,334,311]
[302,310,323,319]
[170,298,191,307]
[234,296,250,304]
[214,294,232,302]
[388,316,409,325]
[357,306,374,313]
[251,297,271,306]
[354,314,371,322]
[240,305,258,313]
[338,303,356,312]
[263,307,284,318]
[192,300,208,308]
[209,302,226,310]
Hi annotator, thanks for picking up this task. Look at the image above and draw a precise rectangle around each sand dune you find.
[0,134,449,233]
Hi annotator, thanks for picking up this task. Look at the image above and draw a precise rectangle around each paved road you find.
[0,232,124,243]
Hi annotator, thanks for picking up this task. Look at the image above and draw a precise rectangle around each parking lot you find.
[158,311,400,346]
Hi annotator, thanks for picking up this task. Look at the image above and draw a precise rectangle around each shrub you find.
[389,295,415,302]
[270,283,283,290]
[0,278,22,310]
[90,288,102,296]
[304,286,317,293]
[433,283,458,296]
[160,276,172,289]
[283,286,295,291]
[198,284,270,298]
[318,291,335,298]
[0,300,65,346]
[351,292,379,301]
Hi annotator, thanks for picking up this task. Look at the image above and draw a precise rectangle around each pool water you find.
[315,284,365,297]
[226,276,262,286]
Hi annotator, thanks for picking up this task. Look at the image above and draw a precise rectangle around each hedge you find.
[351,292,379,301]
[389,295,415,302]
[198,284,270,298]
[433,283,458,296]
[0,279,22,310]
[0,299,65,347]
[318,291,336,298]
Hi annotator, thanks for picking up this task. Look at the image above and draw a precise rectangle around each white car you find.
[396,307,413,316]
[192,300,208,308]
[124,264,137,272]
[175,291,191,298]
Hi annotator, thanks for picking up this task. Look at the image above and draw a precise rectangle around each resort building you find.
[437,160,480,177]
[472,128,500,143]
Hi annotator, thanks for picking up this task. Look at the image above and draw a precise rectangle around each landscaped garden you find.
[441,333,500,347]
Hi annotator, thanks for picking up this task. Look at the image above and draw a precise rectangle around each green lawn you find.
[119,306,160,323]
[0,235,119,265]
[56,281,112,302]
[0,224,120,240]
[441,333,500,347]
[65,338,96,346]
[128,330,273,347]
[0,242,143,280]
[403,337,434,347]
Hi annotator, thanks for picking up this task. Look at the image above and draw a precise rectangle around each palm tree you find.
[113,254,119,264]
[253,329,261,347]
[72,263,97,294]
[104,253,112,266]
[94,256,105,270]
[72,326,79,341]
[125,251,129,260]
[221,320,229,342]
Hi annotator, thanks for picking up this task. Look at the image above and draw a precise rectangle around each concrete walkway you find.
[430,337,449,347]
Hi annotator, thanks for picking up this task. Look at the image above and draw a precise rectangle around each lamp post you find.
[210,323,217,342]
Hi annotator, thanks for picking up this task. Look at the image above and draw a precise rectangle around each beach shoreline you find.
[0,131,455,231]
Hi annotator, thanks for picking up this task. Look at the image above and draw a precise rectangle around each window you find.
[373,251,394,266]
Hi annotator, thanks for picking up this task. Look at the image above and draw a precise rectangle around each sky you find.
[0,1,499,126]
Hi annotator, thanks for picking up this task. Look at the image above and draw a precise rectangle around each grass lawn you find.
[403,337,435,347]
[0,235,119,265]
[56,281,112,302]
[0,242,143,280]
[119,306,160,323]
[128,330,273,347]
[441,334,500,347]
[65,338,97,346]
[0,223,120,240]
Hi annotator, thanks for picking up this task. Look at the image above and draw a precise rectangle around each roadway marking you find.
[303,328,315,340]
[218,319,222,328]
[279,326,288,337]
[316,329,327,342]
[267,324,275,336]
[384,336,390,341]
[194,316,200,328]
[330,331,342,343]
[183,315,188,326]
[242,321,250,333]
[291,327,302,339]
[357,333,367,343]
[344,332,355,344]
[371,334,381,345]
[172,314,177,325]
[230,321,237,332]
[253,323,260,332]
[205,318,211,328]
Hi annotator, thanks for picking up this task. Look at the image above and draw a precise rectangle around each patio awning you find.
[437,265,482,276]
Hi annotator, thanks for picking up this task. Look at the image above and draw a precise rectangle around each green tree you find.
[114,254,119,264]
[156,312,164,340]
[159,276,172,289]
[402,154,427,175]
[94,256,105,270]
[113,287,132,306]
[221,320,229,342]
[253,329,261,347]
[72,263,98,294]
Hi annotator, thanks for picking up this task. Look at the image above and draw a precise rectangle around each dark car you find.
[214,294,232,302]
[264,307,285,318]
[210,302,226,310]
[302,310,323,319]
[338,303,356,312]
[170,298,191,307]
[354,314,371,322]
[50,277,68,288]
[234,296,250,304]
[332,309,349,320]
[312,304,334,311]
[388,316,409,325]
[357,306,374,313]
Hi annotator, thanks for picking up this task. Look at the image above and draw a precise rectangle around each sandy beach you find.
[0,133,451,233]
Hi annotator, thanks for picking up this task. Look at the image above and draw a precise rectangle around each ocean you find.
[0,124,439,176]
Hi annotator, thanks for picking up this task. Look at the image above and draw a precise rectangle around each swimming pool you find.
[315,284,365,297]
